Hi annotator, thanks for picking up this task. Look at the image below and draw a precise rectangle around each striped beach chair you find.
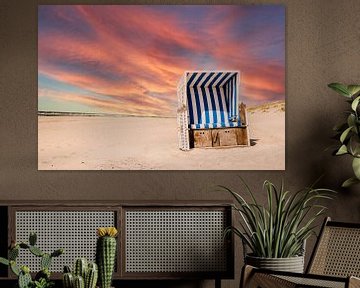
[177,71,250,150]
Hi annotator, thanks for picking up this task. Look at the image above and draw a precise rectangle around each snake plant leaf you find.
[347,85,360,97]
[336,144,348,155]
[222,180,335,258]
[342,177,360,188]
[340,127,353,143]
[328,83,351,97]
[351,96,360,111]
[352,157,360,179]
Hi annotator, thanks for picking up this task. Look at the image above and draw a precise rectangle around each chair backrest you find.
[307,217,360,277]
[185,71,239,127]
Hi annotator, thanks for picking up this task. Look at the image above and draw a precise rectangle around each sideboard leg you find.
[215,278,221,288]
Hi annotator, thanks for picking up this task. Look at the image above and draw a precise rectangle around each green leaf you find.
[351,96,360,111]
[340,126,353,143]
[348,135,360,157]
[352,157,360,179]
[347,114,356,128]
[0,257,9,266]
[336,144,348,155]
[328,83,350,97]
[347,85,360,97]
[342,177,360,188]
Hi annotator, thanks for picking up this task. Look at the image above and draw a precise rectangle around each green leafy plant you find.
[328,83,360,187]
[222,179,334,258]
[32,278,54,288]
[0,232,63,288]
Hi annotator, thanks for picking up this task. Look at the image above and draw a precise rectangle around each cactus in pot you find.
[62,260,98,288]
[85,262,98,288]
[0,232,63,288]
[63,266,74,288]
[19,266,32,288]
[74,258,88,280]
[73,275,85,288]
[96,227,118,288]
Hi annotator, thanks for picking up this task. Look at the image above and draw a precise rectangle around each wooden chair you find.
[241,217,360,288]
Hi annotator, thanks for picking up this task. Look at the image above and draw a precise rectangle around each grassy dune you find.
[248,100,285,114]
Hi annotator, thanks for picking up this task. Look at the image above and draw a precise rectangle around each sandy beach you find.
[38,102,285,170]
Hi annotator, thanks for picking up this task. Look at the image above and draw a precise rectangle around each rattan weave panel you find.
[15,211,115,272]
[125,210,227,272]
[309,226,360,277]
[277,275,345,288]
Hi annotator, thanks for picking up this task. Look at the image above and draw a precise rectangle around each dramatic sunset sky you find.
[38,5,285,117]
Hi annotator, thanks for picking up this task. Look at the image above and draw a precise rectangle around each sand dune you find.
[38,103,285,170]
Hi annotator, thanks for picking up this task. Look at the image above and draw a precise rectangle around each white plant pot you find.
[245,254,305,273]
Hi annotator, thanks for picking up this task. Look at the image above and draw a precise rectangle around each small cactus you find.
[74,275,85,288]
[0,232,63,288]
[41,253,52,270]
[63,272,74,288]
[51,248,64,258]
[29,246,44,257]
[63,260,98,288]
[29,232,37,246]
[18,269,32,288]
[64,265,72,273]
[85,263,98,288]
[9,246,19,260]
[74,258,88,279]
[19,243,30,249]
[96,227,118,288]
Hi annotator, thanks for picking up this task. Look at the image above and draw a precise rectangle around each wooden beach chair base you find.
[190,126,249,148]
[189,103,250,149]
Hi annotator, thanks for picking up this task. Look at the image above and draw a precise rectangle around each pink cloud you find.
[38,5,284,115]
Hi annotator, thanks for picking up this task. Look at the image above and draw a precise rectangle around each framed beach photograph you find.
[38,5,285,170]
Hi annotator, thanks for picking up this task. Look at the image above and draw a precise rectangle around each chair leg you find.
[240,265,296,288]
[240,265,254,288]
[349,276,360,288]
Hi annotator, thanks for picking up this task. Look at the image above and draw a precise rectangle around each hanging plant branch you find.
[328,83,360,187]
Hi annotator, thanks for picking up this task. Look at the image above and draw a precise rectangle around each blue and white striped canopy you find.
[186,71,241,129]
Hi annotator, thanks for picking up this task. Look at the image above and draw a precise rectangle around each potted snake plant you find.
[222,179,334,273]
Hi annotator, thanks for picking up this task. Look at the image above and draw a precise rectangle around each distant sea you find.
[38,111,175,118]
[38,111,118,117]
